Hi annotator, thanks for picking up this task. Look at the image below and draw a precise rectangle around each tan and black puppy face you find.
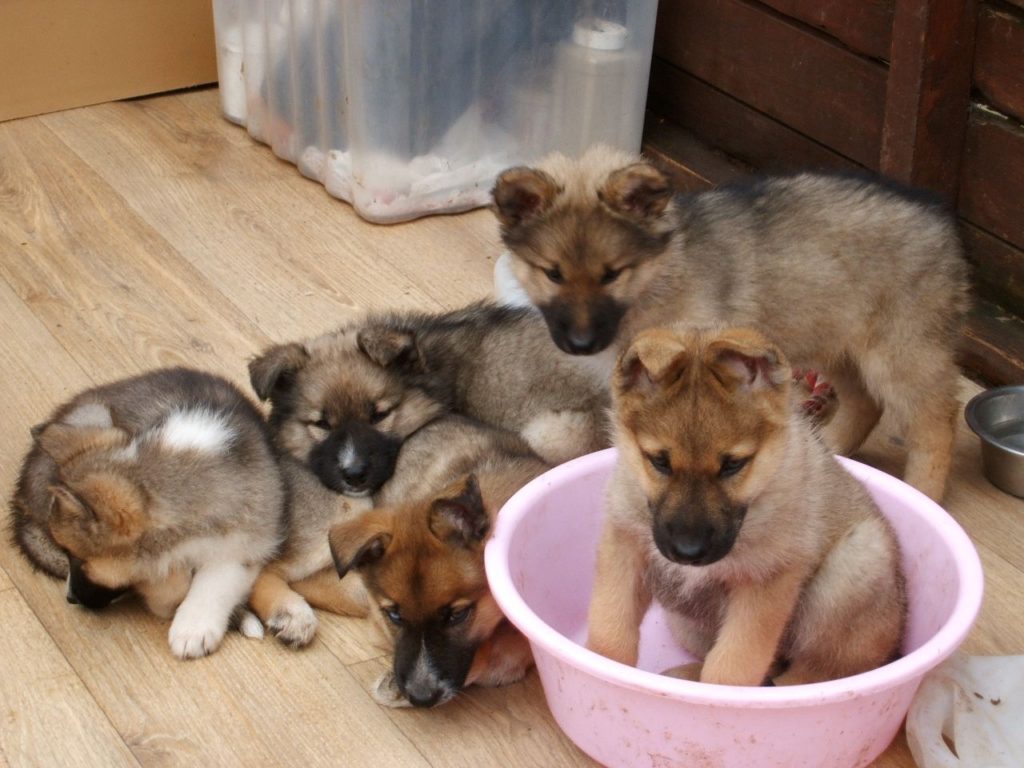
[329,475,502,708]
[492,150,676,355]
[613,327,792,566]
[249,329,445,496]
[36,422,143,609]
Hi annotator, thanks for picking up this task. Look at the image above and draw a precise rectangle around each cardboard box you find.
[0,0,217,123]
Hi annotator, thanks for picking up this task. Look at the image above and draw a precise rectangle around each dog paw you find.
[661,662,704,682]
[231,607,265,640]
[522,410,597,465]
[371,672,412,708]
[168,614,226,660]
[473,659,530,688]
[267,600,318,648]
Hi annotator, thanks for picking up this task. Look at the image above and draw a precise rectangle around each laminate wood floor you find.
[0,88,1020,768]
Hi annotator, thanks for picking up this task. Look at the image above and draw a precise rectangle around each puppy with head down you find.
[10,368,285,659]
[329,416,547,708]
[587,326,906,686]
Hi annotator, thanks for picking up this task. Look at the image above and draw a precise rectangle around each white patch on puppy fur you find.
[158,409,235,454]
[337,437,358,473]
[492,250,538,310]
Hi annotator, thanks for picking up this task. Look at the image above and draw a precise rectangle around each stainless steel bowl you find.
[965,385,1024,498]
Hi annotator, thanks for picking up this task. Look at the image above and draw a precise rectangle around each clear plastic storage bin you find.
[212,0,658,223]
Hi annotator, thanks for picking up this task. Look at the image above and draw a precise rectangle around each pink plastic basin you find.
[485,449,984,768]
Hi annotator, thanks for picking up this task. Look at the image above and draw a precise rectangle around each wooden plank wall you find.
[645,0,1024,385]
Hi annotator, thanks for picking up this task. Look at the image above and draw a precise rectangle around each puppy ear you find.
[50,473,147,540]
[36,423,129,464]
[599,162,674,221]
[491,167,561,231]
[615,329,690,395]
[31,401,113,440]
[705,328,790,392]
[329,515,393,579]
[356,327,420,370]
[248,342,309,401]
[428,474,488,548]
[49,484,95,525]
[61,402,114,429]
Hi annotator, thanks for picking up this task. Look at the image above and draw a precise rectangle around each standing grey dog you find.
[492,146,970,501]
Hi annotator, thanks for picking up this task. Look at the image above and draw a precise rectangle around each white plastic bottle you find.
[555,17,643,157]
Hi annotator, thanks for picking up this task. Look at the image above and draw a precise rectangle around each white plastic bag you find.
[906,653,1024,768]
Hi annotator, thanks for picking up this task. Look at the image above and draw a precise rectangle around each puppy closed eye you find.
[382,605,403,626]
[445,604,473,627]
[306,416,331,434]
[543,265,564,285]
[719,455,751,478]
[369,404,395,425]
[644,450,672,476]
[600,266,624,285]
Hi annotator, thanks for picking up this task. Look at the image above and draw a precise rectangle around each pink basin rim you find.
[485,449,985,709]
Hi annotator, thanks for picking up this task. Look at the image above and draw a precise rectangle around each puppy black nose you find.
[565,329,598,354]
[667,536,710,564]
[400,672,446,708]
[406,689,443,708]
[338,448,370,486]
[340,463,369,486]
[654,523,715,565]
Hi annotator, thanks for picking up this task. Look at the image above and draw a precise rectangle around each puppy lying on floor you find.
[587,327,906,686]
[9,368,285,659]
[246,303,592,649]
[329,415,548,708]
[248,301,608,499]
[245,301,608,653]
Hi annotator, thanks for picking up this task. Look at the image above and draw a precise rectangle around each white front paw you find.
[372,671,411,708]
[168,613,226,659]
[267,600,318,648]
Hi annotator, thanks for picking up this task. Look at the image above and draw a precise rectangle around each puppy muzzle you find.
[540,297,625,356]
[393,628,473,708]
[310,422,401,496]
[66,556,129,611]
[652,507,745,567]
